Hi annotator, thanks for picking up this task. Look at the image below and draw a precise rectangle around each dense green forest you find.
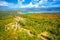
[0,11,60,40]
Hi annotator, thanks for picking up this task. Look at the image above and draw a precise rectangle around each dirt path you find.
[5,16,49,40]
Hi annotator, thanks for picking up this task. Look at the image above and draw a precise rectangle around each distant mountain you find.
[0,6,16,11]
[0,6,10,11]
[0,6,60,12]
[18,7,60,11]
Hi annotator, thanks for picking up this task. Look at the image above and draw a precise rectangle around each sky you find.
[0,0,60,11]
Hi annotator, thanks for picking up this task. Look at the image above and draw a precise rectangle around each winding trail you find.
[5,16,49,40]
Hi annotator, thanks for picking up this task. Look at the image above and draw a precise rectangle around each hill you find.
[0,11,60,40]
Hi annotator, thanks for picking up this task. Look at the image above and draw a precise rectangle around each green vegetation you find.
[0,11,60,40]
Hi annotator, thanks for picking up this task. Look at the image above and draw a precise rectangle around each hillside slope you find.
[0,12,60,40]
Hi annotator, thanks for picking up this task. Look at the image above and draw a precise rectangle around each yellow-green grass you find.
[0,12,60,40]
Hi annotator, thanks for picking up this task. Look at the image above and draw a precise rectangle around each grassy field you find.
[0,11,60,40]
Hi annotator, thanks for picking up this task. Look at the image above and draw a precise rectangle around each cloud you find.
[31,0,40,4]
[0,0,60,9]
[18,2,39,8]
[10,0,60,8]
[0,1,17,8]
[16,0,40,8]
[10,0,39,8]
[53,0,60,1]
[0,1,8,6]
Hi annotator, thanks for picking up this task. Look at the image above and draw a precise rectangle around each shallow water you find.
[22,11,60,14]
